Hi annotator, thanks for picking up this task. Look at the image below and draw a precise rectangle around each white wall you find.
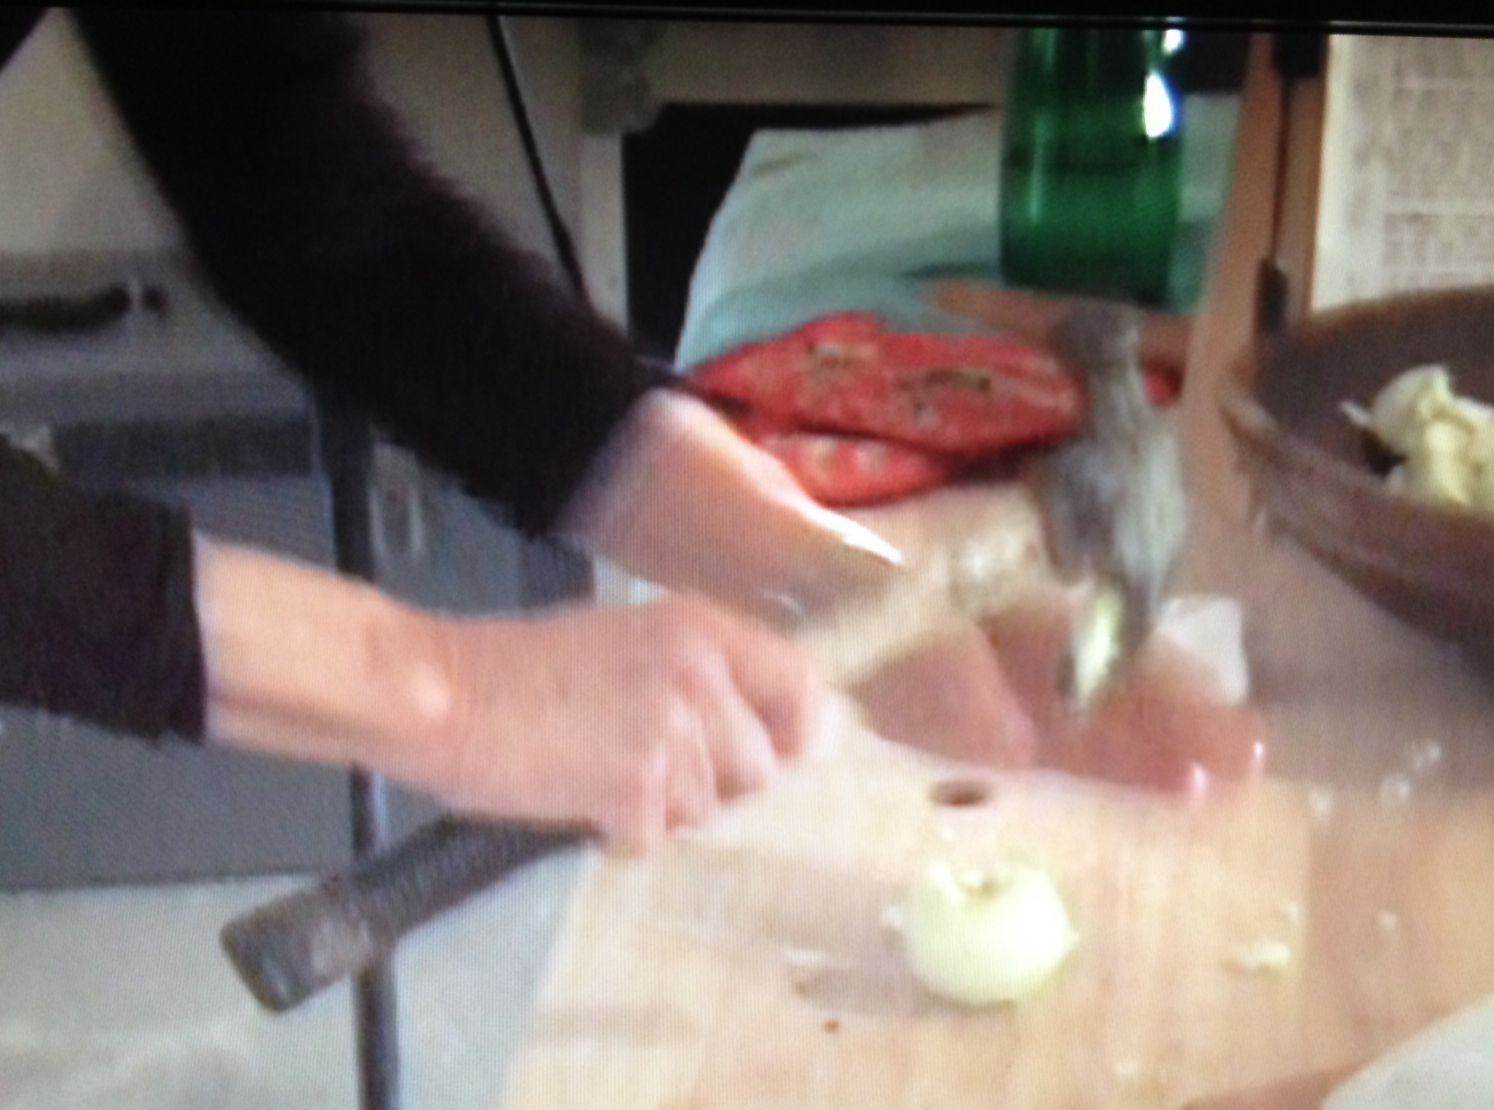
[351,12,583,264]
[0,12,583,264]
[0,14,1010,261]
[0,11,183,255]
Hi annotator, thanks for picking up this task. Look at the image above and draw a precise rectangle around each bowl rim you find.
[1218,285,1494,547]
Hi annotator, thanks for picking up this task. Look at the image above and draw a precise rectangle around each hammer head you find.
[1036,299,1188,713]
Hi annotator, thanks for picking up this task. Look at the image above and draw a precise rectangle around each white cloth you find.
[675,110,1005,369]
[674,96,1241,370]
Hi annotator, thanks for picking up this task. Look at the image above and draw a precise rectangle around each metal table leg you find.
[317,397,401,1110]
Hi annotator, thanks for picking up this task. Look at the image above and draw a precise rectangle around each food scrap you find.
[1344,364,1494,513]
[1227,938,1294,975]
[1066,580,1128,712]
[900,858,1078,1006]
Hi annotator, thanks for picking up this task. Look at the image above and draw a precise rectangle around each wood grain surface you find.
[499,34,1494,1110]
[497,684,1494,1110]
[497,483,1494,1109]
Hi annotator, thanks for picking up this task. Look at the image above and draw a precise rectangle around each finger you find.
[932,281,1194,372]
[708,614,822,760]
[1143,314,1194,371]
[932,282,1066,342]
[606,740,670,856]
[852,626,1040,769]
[685,651,780,798]
[662,695,718,831]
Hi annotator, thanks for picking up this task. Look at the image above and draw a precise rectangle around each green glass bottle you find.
[998,27,1184,309]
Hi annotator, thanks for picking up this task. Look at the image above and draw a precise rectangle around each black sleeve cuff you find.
[0,439,205,743]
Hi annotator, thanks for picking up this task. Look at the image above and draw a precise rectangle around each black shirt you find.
[0,10,669,742]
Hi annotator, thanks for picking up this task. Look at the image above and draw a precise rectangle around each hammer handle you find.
[222,520,1041,1013]
[220,817,585,1013]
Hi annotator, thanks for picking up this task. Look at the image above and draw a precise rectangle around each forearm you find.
[192,534,463,798]
[558,391,903,619]
[72,10,671,535]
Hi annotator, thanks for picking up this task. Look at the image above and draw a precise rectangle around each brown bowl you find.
[1221,286,1494,653]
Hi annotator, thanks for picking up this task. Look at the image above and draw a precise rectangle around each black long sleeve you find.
[0,10,204,742]
[0,9,672,743]
[0,438,204,742]
[0,9,672,744]
[70,9,671,536]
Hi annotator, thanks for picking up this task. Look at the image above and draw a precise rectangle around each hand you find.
[982,586,1266,794]
[853,584,1266,796]
[431,593,823,853]
[197,538,822,853]
[558,390,904,624]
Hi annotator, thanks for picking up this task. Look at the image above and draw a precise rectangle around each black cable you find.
[484,10,590,301]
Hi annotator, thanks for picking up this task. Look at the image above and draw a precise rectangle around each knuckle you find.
[660,644,723,705]
[657,691,700,746]
[628,736,669,797]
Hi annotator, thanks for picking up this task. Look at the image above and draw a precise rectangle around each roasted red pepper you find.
[1144,365,1181,407]
[688,313,1085,458]
[728,412,965,506]
[687,312,1181,506]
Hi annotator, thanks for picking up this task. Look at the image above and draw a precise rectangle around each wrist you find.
[554,388,681,564]
[194,534,464,798]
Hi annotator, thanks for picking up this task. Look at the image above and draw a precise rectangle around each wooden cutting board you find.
[495,713,1494,1110]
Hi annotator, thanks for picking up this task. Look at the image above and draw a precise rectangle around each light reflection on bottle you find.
[1143,73,1177,139]
[997,28,1184,308]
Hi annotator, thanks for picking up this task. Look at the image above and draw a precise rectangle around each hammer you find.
[1037,298,1189,713]
[219,301,1187,1013]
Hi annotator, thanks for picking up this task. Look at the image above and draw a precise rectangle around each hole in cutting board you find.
[930,778,994,808]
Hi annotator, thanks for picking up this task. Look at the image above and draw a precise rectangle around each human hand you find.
[558,390,904,624]
[198,538,822,853]
[980,586,1266,794]
[431,593,824,853]
[854,585,1266,796]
